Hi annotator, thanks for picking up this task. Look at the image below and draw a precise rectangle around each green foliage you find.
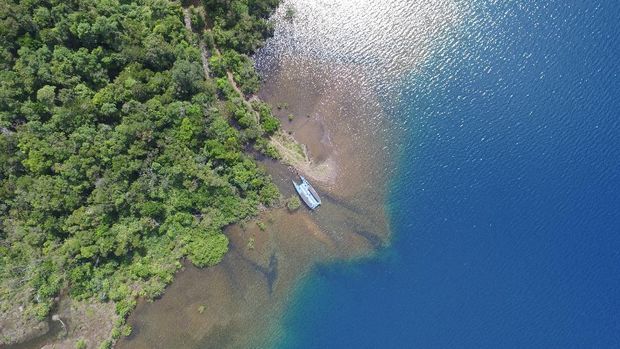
[171,59,206,100]
[210,50,260,95]
[75,338,87,349]
[115,299,137,318]
[216,77,237,100]
[284,5,296,21]
[121,324,132,337]
[98,340,112,349]
[287,195,301,211]
[254,137,280,159]
[0,0,281,342]
[259,181,280,205]
[186,233,229,267]
[256,221,266,231]
[189,6,206,32]
[36,85,56,108]
[253,101,280,134]
[205,0,278,54]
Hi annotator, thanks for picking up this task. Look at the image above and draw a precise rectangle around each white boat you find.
[292,176,321,210]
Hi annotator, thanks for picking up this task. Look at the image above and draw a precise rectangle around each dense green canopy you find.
[0,0,281,340]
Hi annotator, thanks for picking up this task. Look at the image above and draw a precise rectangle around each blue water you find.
[276,0,620,348]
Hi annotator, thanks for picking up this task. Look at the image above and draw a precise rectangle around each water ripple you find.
[255,0,467,114]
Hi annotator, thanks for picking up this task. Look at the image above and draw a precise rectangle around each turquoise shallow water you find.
[265,0,620,347]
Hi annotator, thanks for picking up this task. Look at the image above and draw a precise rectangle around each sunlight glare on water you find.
[256,0,466,102]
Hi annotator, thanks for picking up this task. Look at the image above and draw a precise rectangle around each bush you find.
[98,340,112,349]
[187,233,229,267]
[115,299,137,318]
[75,338,87,349]
[256,221,266,231]
[284,5,296,21]
[287,195,301,211]
[121,324,132,337]
[189,6,205,32]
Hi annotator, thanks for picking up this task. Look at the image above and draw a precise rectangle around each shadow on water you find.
[230,248,279,294]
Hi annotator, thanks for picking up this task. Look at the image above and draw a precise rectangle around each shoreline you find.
[115,47,394,349]
[6,2,393,348]
[3,2,284,348]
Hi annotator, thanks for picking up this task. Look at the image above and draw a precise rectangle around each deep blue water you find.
[276,0,620,348]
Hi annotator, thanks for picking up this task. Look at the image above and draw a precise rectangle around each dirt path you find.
[181,4,330,180]
[182,7,253,117]
[182,8,192,31]
[182,8,211,78]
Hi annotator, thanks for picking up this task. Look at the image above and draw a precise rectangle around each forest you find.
[0,0,281,346]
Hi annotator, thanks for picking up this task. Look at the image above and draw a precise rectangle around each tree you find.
[287,195,301,211]
[171,59,205,99]
[0,0,282,346]
[36,85,56,108]
[186,233,229,267]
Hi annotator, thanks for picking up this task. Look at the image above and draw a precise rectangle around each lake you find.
[265,0,620,348]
